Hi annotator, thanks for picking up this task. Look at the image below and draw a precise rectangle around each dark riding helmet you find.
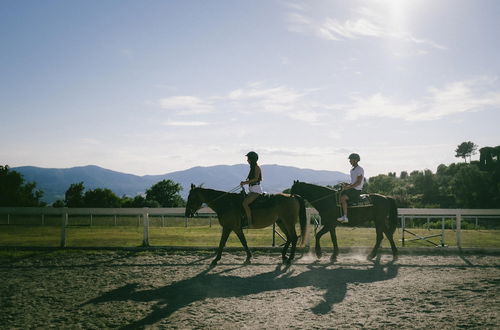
[348,153,360,161]
[246,151,259,162]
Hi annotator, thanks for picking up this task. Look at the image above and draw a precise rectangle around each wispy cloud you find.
[158,96,214,114]
[163,120,209,127]
[285,2,446,50]
[344,76,500,121]
[158,83,326,125]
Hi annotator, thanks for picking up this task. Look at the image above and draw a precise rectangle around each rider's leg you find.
[337,194,349,223]
[243,193,259,226]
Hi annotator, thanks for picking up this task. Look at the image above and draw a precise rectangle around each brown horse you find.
[185,185,308,266]
[291,181,398,261]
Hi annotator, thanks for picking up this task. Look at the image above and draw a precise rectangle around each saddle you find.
[337,194,373,208]
[249,194,274,209]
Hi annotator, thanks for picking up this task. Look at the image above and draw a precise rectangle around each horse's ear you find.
[191,183,195,189]
[294,180,297,184]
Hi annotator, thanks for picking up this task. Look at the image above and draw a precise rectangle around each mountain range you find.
[13,164,350,204]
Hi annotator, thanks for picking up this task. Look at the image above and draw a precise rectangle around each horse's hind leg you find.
[328,225,339,262]
[368,227,384,260]
[384,230,398,260]
[276,220,291,263]
[211,226,231,267]
[234,228,252,264]
[286,229,299,264]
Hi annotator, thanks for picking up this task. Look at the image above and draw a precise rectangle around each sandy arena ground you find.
[1,249,499,329]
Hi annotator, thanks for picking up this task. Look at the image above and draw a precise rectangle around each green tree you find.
[451,165,492,208]
[0,165,45,206]
[65,182,85,207]
[410,169,440,207]
[366,174,398,195]
[455,141,478,163]
[121,195,160,208]
[83,188,122,207]
[146,180,185,207]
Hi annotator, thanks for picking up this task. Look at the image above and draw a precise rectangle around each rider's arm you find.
[240,166,261,185]
[345,175,363,190]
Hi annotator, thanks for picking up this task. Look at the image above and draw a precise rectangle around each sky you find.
[1,0,500,179]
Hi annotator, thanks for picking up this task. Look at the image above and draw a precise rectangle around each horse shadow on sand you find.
[82,259,398,329]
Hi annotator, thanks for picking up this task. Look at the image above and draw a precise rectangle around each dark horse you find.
[291,181,398,261]
[185,184,308,266]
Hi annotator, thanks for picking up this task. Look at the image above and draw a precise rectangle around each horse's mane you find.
[296,181,336,193]
[194,187,240,197]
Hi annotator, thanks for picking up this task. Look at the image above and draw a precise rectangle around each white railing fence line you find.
[1,207,499,248]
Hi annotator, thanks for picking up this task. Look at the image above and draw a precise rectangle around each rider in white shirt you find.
[337,153,364,224]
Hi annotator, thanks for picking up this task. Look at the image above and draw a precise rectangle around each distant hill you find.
[13,164,349,204]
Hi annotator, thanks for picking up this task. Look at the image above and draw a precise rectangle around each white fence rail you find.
[1,207,500,248]
[398,209,500,248]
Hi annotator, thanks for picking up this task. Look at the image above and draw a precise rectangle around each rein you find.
[308,192,336,204]
[304,186,339,205]
[201,185,242,207]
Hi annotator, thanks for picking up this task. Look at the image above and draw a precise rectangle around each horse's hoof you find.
[330,255,337,263]
[243,259,251,265]
[367,254,376,261]
[209,260,218,268]
[392,254,399,261]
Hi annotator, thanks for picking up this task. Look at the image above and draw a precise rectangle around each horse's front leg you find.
[211,226,231,267]
[328,224,339,262]
[315,225,330,259]
[234,228,252,264]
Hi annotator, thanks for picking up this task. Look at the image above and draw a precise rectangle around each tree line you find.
[0,165,185,208]
[365,142,500,208]
[1,142,499,208]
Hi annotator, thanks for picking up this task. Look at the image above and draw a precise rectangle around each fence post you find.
[142,209,149,247]
[60,211,68,248]
[441,217,445,247]
[272,223,276,247]
[401,216,406,247]
[456,213,462,249]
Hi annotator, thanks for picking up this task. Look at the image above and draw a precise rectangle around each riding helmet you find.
[348,153,360,161]
[246,151,259,162]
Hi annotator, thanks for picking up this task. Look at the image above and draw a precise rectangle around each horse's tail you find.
[295,195,309,247]
[387,197,398,236]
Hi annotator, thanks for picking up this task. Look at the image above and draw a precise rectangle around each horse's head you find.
[185,184,203,218]
[290,180,304,196]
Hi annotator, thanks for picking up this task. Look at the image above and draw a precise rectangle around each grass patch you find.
[0,224,499,248]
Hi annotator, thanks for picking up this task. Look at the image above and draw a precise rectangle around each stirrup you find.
[241,214,250,228]
[337,216,349,224]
